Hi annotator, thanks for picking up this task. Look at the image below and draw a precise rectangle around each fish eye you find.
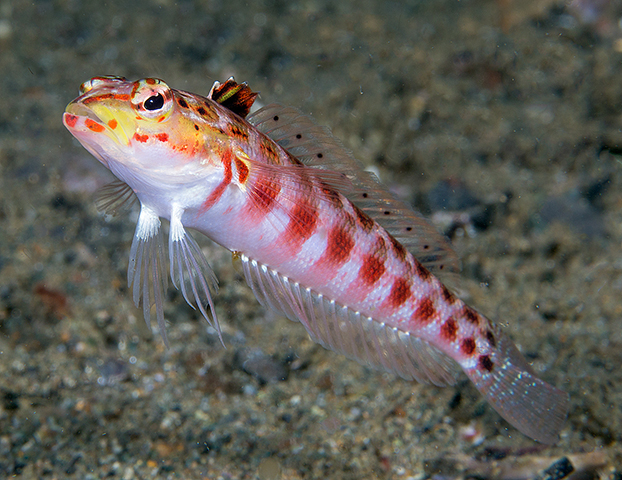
[131,79,173,120]
[144,93,164,111]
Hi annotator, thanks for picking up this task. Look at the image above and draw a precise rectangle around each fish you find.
[62,76,569,443]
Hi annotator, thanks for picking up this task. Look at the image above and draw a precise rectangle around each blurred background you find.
[1,0,621,478]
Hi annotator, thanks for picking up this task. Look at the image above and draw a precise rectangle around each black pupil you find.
[144,93,164,111]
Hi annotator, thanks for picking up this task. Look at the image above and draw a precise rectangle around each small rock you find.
[234,348,288,384]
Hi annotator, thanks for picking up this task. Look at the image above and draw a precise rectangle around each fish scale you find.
[63,75,569,444]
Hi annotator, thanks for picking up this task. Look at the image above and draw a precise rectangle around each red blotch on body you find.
[484,329,496,347]
[463,306,479,325]
[133,132,149,143]
[353,205,375,233]
[199,150,233,213]
[156,133,169,142]
[440,285,456,304]
[85,118,105,133]
[478,354,494,372]
[282,202,318,250]
[440,318,458,342]
[322,186,343,209]
[107,119,118,129]
[251,175,281,213]
[386,277,411,309]
[414,260,432,282]
[359,254,385,286]
[324,225,354,267]
[226,122,250,141]
[260,138,279,163]
[461,337,476,356]
[412,296,436,324]
[64,114,78,128]
[389,235,408,262]
[234,158,249,184]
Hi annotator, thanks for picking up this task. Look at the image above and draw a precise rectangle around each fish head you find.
[63,76,228,186]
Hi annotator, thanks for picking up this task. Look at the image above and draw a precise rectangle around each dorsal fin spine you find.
[246,104,461,278]
[208,77,259,119]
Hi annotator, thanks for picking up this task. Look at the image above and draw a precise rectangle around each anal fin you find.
[240,253,460,386]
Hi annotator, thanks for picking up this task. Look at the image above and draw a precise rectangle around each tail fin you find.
[464,327,569,444]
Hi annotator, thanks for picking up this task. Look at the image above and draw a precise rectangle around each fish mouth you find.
[63,101,134,170]
[63,101,131,147]
[63,102,109,134]
[65,102,104,124]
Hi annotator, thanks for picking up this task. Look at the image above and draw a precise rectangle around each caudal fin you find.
[465,328,569,444]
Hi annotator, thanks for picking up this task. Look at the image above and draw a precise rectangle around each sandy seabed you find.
[0,0,621,478]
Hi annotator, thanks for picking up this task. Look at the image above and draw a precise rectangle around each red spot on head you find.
[324,224,354,267]
[412,297,436,324]
[85,118,105,133]
[478,354,494,372]
[64,113,78,128]
[359,254,386,286]
[463,306,479,325]
[234,158,249,184]
[145,78,156,85]
[386,277,411,309]
[132,132,149,143]
[107,119,118,129]
[461,337,476,356]
[440,318,458,342]
[155,133,169,142]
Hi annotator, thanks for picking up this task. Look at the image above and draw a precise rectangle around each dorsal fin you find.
[247,104,461,278]
[208,77,258,119]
